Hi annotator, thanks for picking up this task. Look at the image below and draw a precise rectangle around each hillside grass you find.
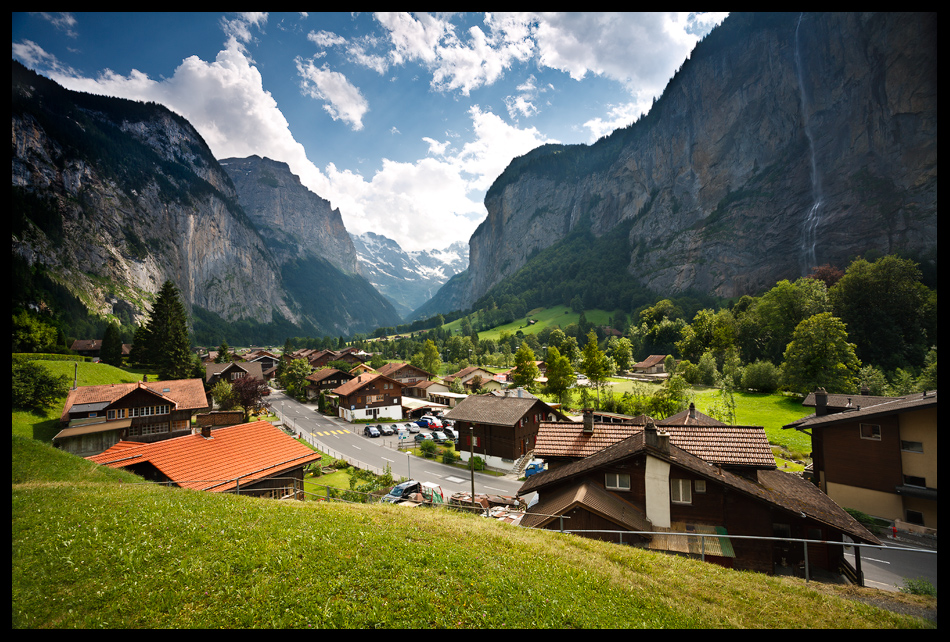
[11,438,934,629]
[446,305,613,340]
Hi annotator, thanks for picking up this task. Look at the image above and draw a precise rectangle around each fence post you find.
[803,540,810,583]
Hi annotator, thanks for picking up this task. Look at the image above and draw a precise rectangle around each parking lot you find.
[360,417,459,448]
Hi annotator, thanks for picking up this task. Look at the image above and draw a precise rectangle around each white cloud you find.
[295,57,369,131]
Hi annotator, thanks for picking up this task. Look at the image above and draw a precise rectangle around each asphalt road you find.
[845,540,938,593]
[269,389,524,499]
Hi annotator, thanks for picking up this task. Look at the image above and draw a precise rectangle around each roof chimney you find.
[688,402,696,420]
[656,429,670,455]
[201,425,212,439]
[860,382,870,396]
[814,387,828,416]
[644,418,658,449]
[583,409,594,434]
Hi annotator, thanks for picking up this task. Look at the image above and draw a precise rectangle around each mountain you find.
[350,231,468,318]
[11,61,400,342]
[439,12,937,314]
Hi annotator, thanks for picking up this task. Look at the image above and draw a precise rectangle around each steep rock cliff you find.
[462,12,936,309]
[220,155,359,274]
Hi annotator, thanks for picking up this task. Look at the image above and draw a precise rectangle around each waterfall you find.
[794,12,821,275]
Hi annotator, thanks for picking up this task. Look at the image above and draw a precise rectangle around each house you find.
[784,388,938,532]
[70,339,102,357]
[631,354,669,374]
[443,393,570,466]
[204,361,265,387]
[308,349,364,369]
[242,350,281,378]
[331,372,404,422]
[85,420,321,499]
[304,368,354,400]
[376,362,432,386]
[54,379,209,458]
[534,406,776,480]
[443,366,496,389]
[519,422,881,580]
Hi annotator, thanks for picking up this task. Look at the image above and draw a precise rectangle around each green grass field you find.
[444,305,613,341]
[11,436,934,629]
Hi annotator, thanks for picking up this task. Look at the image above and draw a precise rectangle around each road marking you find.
[483,486,508,492]
[381,457,394,463]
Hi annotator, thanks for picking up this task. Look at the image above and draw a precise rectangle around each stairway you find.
[510,450,534,477]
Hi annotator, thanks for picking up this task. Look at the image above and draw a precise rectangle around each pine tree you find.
[144,280,193,380]
[100,322,124,367]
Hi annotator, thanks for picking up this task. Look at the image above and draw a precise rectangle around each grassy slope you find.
[11,438,933,629]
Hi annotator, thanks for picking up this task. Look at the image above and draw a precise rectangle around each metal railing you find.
[534,527,936,584]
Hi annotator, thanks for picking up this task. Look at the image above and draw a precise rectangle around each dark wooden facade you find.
[453,399,554,460]
[812,415,904,493]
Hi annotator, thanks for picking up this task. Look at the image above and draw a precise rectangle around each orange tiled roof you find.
[534,421,775,468]
[86,421,321,492]
[60,379,208,421]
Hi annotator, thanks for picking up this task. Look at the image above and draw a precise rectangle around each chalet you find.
[331,372,404,422]
[784,388,938,532]
[534,407,776,480]
[204,361,265,387]
[308,349,365,369]
[243,350,281,377]
[519,423,881,581]
[304,368,354,400]
[631,354,669,374]
[86,421,321,499]
[54,379,209,458]
[443,393,570,466]
[443,366,496,389]
[376,362,432,386]
[403,378,447,400]
[69,339,132,359]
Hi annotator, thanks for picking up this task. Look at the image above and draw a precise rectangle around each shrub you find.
[469,456,485,471]
[420,439,437,458]
[899,577,937,597]
[741,360,782,393]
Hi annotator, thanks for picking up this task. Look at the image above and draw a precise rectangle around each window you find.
[905,510,924,526]
[107,408,128,420]
[903,475,926,488]
[859,423,881,440]
[671,479,692,504]
[605,473,631,490]
[901,440,924,453]
[694,480,706,494]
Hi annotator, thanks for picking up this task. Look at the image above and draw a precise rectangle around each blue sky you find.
[12,12,728,255]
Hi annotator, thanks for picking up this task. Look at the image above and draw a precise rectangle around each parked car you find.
[404,423,420,434]
[381,480,422,504]
[388,424,401,434]
[430,430,448,443]
[378,424,393,436]
[364,425,380,438]
[420,415,442,428]
[415,418,433,428]
[524,459,546,478]
[414,432,433,444]
[442,427,458,440]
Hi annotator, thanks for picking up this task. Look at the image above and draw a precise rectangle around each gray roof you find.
[786,390,937,430]
[443,395,542,426]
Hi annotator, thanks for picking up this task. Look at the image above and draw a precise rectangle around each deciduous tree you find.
[782,312,861,395]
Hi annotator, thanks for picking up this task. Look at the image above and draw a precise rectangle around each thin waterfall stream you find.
[795,12,822,275]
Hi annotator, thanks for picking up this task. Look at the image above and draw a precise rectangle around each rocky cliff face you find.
[462,12,936,308]
[11,62,400,338]
[11,63,296,328]
[220,155,359,274]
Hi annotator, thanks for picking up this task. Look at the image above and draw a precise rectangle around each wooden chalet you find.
[519,422,881,581]
[376,362,432,385]
[304,368,354,400]
[331,372,404,422]
[204,360,265,387]
[54,379,209,457]
[784,388,938,532]
[443,393,570,462]
[86,420,321,499]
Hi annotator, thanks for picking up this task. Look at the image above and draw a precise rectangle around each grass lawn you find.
[12,436,935,628]
[446,305,613,341]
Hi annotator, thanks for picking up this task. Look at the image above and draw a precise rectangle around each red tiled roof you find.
[534,421,775,468]
[632,355,666,368]
[331,371,401,396]
[61,379,208,421]
[86,421,320,492]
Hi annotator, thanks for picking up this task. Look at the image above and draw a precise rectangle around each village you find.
[52,338,937,589]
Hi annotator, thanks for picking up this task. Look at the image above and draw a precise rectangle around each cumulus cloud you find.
[295,57,369,131]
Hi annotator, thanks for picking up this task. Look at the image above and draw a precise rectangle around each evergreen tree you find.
[128,322,149,366]
[100,321,124,367]
[144,280,193,380]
